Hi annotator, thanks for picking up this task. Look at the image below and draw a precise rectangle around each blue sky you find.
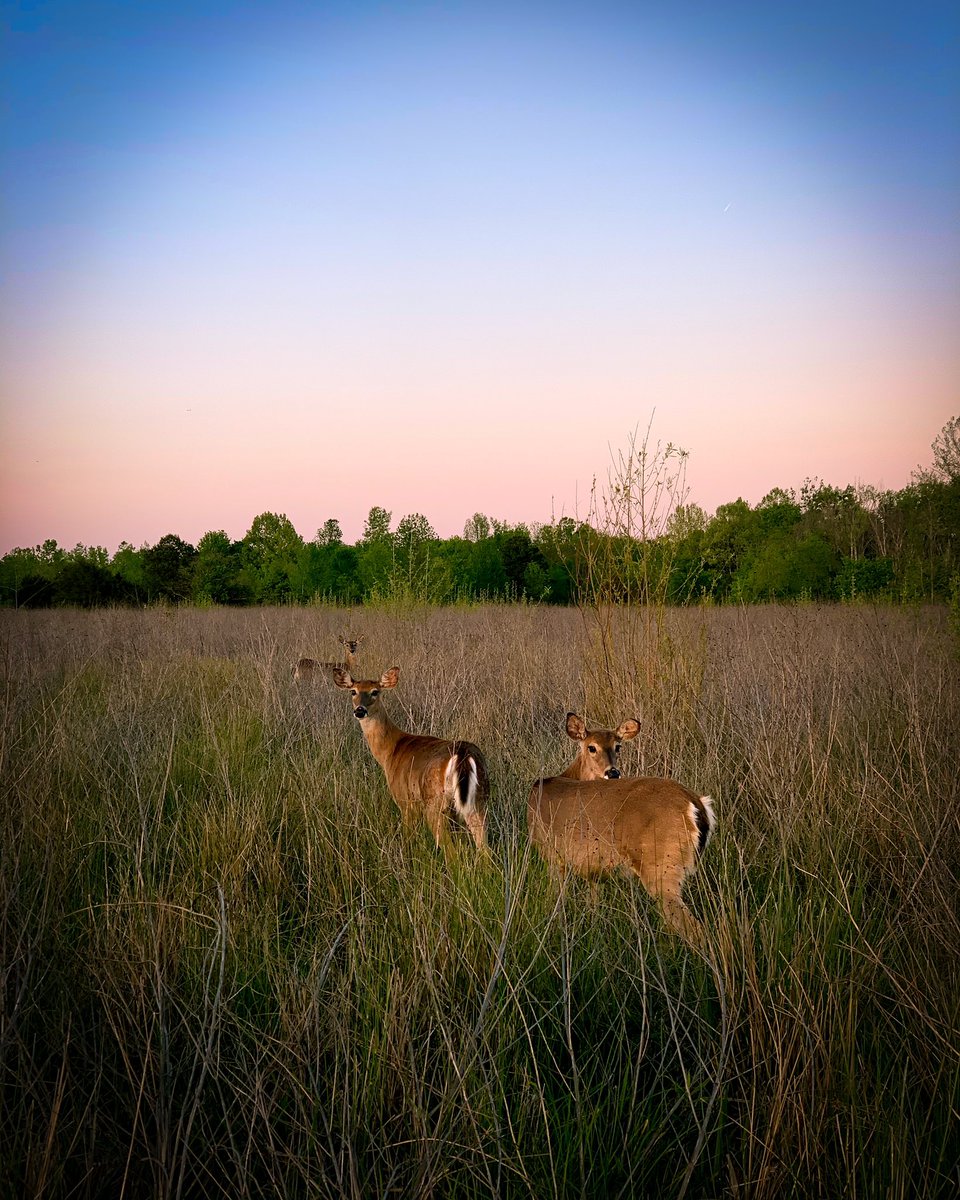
[2,1,958,550]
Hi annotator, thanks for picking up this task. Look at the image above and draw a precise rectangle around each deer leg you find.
[657,883,703,943]
[461,807,488,852]
[397,802,417,831]
[631,854,703,943]
[428,807,455,858]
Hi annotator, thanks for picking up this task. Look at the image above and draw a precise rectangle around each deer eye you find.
[587,745,597,754]
[371,689,379,697]
[351,689,358,697]
[615,744,621,753]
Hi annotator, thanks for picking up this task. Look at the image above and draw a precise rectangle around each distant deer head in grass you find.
[293,633,363,683]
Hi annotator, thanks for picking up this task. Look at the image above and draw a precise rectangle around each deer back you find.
[528,774,713,877]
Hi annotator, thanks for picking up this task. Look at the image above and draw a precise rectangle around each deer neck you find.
[357,708,404,765]
[560,757,599,781]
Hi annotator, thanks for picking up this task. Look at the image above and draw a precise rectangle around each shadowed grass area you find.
[1,604,957,1198]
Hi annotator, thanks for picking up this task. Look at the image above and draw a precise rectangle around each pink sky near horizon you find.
[2,1,957,554]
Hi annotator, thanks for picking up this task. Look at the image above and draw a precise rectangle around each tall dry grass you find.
[1,602,958,1198]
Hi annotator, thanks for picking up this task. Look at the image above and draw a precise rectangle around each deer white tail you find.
[444,751,479,816]
[691,795,716,853]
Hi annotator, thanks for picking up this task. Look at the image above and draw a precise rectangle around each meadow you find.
[1,602,958,1199]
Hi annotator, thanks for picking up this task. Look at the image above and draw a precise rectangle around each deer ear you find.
[565,713,587,740]
[381,666,400,689]
[616,718,641,741]
[333,669,353,689]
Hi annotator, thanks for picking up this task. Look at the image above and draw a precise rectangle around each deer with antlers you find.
[334,666,489,853]
[294,634,363,684]
[528,713,715,940]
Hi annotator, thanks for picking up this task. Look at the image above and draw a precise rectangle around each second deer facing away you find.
[294,635,362,683]
[528,713,716,941]
[334,666,489,853]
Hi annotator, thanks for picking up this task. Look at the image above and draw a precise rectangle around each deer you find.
[528,713,715,941]
[293,634,363,683]
[333,666,489,853]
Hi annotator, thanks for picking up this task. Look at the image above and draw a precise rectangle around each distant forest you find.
[4,419,958,609]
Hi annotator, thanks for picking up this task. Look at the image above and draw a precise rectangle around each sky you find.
[2,0,958,552]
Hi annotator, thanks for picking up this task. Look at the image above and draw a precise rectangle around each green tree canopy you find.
[463,513,492,541]
[316,518,343,546]
[54,559,127,607]
[142,534,197,602]
[361,507,392,544]
[194,531,246,604]
[241,513,304,603]
[931,415,960,482]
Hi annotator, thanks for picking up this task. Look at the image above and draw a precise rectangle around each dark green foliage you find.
[193,531,249,604]
[835,556,895,600]
[142,533,198,602]
[12,573,54,607]
[305,541,361,602]
[700,499,756,598]
[316,517,343,546]
[496,526,545,595]
[735,533,838,601]
[889,477,960,600]
[239,512,303,603]
[53,559,128,606]
[110,540,148,601]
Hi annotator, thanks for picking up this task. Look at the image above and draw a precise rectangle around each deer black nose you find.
[605,768,620,779]
[354,706,367,719]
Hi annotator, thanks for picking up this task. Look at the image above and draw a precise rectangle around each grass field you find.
[2,602,958,1199]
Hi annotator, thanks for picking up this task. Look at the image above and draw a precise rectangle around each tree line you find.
[4,420,958,609]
